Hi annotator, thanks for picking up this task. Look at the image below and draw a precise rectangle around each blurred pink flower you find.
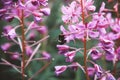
[0,43,11,51]
[61,1,81,23]
[55,65,67,75]
[64,51,76,62]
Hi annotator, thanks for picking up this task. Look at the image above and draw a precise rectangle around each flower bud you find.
[55,65,67,75]
[0,43,11,51]
[11,52,19,60]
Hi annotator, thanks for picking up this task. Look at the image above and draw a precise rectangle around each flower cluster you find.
[0,0,50,22]
[0,0,51,79]
[55,0,120,79]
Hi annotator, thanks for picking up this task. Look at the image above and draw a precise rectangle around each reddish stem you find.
[80,0,90,80]
[20,13,26,80]
[20,0,26,80]
[113,0,119,76]
[113,61,117,76]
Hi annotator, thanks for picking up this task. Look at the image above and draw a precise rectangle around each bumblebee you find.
[58,34,66,44]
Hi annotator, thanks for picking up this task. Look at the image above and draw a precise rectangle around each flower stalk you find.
[80,0,90,80]
[20,0,26,79]
[113,61,117,76]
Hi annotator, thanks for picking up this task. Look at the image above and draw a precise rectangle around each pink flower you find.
[85,0,96,12]
[3,25,12,34]
[94,64,103,79]
[3,25,17,39]
[69,62,79,71]
[7,28,17,39]
[41,51,51,60]
[28,31,36,40]
[105,50,115,61]
[100,73,116,80]
[57,45,69,51]
[0,43,11,51]
[25,1,38,11]
[11,52,20,60]
[37,26,48,34]
[100,38,114,49]
[40,8,50,16]
[87,67,95,77]
[89,49,102,60]
[30,23,48,34]
[32,11,43,22]
[39,0,48,6]
[61,1,81,23]
[99,2,105,13]
[55,65,67,75]
[64,51,76,62]
[26,46,33,56]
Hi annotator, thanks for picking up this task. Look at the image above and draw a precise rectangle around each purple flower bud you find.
[94,64,103,79]
[107,32,119,40]
[89,30,99,38]
[87,67,95,77]
[110,24,120,33]
[64,51,76,62]
[40,8,50,16]
[96,72,103,79]
[55,65,67,75]
[0,9,7,14]
[0,43,11,51]
[100,38,114,49]
[41,51,51,60]
[87,5,96,12]
[4,16,14,22]
[2,0,12,5]
[94,64,103,73]
[97,18,108,28]
[106,73,116,80]
[34,16,43,22]
[7,28,17,39]
[100,73,116,80]
[26,46,33,56]
[57,45,69,51]
[99,2,105,13]
[33,11,43,22]
[28,32,36,40]
[61,1,81,23]
[105,50,114,61]
[3,25,13,34]
[25,1,38,11]
[90,49,102,60]
[37,26,48,34]
[39,0,48,6]
[11,52,19,60]
[69,62,78,71]
[87,21,97,29]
